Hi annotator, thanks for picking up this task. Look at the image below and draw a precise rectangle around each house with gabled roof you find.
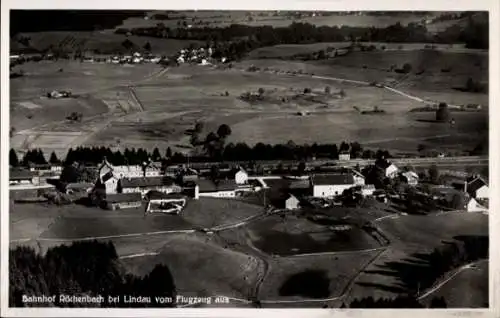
[465,175,489,200]
[310,173,357,198]
[118,176,180,197]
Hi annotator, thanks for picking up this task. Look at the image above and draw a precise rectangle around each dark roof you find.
[311,174,355,186]
[120,176,176,188]
[466,177,488,195]
[374,158,392,169]
[197,179,237,192]
[106,193,142,203]
[146,191,186,200]
[66,182,94,189]
[10,169,34,180]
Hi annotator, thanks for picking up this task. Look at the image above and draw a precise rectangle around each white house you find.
[284,194,300,210]
[385,163,399,178]
[351,169,366,186]
[338,152,350,161]
[311,174,357,198]
[97,159,144,180]
[402,171,419,186]
[196,179,238,198]
[234,168,249,185]
[466,176,489,199]
[466,197,488,213]
[118,176,180,198]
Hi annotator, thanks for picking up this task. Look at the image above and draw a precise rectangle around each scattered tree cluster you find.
[9,241,176,307]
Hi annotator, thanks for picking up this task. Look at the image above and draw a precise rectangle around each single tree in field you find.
[436,102,450,122]
[324,86,331,94]
[451,193,465,210]
[402,63,412,74]
[417,144,426,153]
[9,149,19,167]
[143,42,152,52]
[194,122,204,134]
[258,87,265,96]
[297,161,306,174]
[49,151,60,164]
[217,124,232,139]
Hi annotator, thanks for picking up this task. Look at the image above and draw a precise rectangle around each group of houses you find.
[88,158,256,212]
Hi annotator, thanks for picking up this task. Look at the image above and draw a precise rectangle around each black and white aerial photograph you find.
[3,5,494,315]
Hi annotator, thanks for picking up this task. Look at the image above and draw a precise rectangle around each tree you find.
[152,148,161,161]
[122,39,135,50]
[216,124,232,139]
[258,87,265,95]
[436,102,450,122]
[143,41,152,52]
[297,161,306,174]
[417,144,426,153]
[209,165,220,181]
[166,147,172,158]
[194,122,204,134]
[324,86,331,94]
[49,151,60,164]
[428,165,439,184]
[402,63,412,73]
[10,149,19,167]
[303,88,312,94]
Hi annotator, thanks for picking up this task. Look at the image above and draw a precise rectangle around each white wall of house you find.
[110,201,142,210]
[122,186,176,197]
[199,190,236,198]
[385,164,399,178]
[313,184,354,198]
[475,185,489,199]
[361,186,375,197]
[104,177,119,194]
[285,196,300,210]
[466,198,487,212]
[235,170,248,184]
[353,175,365,186]
[339,153,350,161]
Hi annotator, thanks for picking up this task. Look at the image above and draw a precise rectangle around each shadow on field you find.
[356,235,488,295]
[279,270,330,299]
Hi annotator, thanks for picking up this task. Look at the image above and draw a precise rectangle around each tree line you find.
[10,240,176,307]
[10,141,390,169]
[114,15,487,61]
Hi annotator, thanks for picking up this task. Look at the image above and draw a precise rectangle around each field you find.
[344,212,489,303]
[16,31,203,56]
[117,11,443,29]
[247,214,380,256]
[10,44,488,159]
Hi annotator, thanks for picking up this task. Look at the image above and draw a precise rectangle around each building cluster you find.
[88,158,256,212]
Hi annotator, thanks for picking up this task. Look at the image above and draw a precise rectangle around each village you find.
[9,148,489,216]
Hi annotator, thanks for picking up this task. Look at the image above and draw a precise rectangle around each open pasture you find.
[181,197,263,229]
[259,251,379,302]
[120,232,261,299]
[17,31,203,56]
[247,214,381,256]
[118,11,438,29]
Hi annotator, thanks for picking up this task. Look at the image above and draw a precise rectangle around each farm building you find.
[143,161,162,177]
[9,169,39,186]
[104,193,142,210]
[375,159,399,178]
[338,152,351,161]
[466,198,488,213]
[217,167,249,185]
[145,191,187,214]
[118,176,181,197]
[466,176,489,200]
[401,171,419,186]
[360,184,376,196]
[63,182,94,195]
[284,194,300,210]
[311,174,358,198]
[195,179,239,199]
[98,159,144,180]
[351,169,366,185]
[28,164,62,174]
[178,167,200,182]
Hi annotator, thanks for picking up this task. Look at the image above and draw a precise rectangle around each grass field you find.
[247,214,380,256]
[120,232,260,299]
[344,212,488,303]
[17,31,203,56]
[117,11,441,29]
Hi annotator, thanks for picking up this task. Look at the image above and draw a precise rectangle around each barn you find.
[311,174,357,198]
